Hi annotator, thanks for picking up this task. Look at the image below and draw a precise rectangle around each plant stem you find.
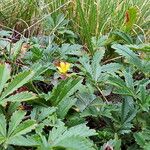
[96,84,109,104]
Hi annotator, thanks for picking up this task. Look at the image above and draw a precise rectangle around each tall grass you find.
[0,0,38,27]
[0,0,149,47]
[0,0,72,36]
[70,0,150,50]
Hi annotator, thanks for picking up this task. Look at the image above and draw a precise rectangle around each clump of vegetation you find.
[0,0,150,150]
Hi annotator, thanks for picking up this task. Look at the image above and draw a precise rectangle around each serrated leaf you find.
[134,132,145,148]
[101,63,121,73]
[61,124,96,139]
[123,70,134,90]
[10,120,37,137]
[8,110,26,137]
[1,92,37,105]
[57,97,77,119]
[0,30,12,37]
[127,43,150,52]
[112,30,133,44]
[120,101,136,134]
[12,39,23,61]
[7,102,21,116]
[49,124,96,145]
[49,77,82,105]
[1,70,34,99]
[0,63,11,94]
[79,55,92,76]
[111,44,141,68]
[48,123,96,150]
[8,135,38,147]
[108,76,133,96]
[91,50,105,81]
[60,44,82,56]
[31,106,56,122]
[92,35,108,48]
[144,143,150,150]
[54,136,95,150]
[80,50,106,82]
[0,114,6,137]
[121,99,130,123]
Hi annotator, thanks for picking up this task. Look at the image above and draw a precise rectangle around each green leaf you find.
[101,63,122,74]
[123,70,134,90]
[31,106,56,122]
[0,113,6,137]
[74,85,105,116]
[80,50,105,82]
[79,54,92,77]
[48,124,96,150]
[8,135,38,147]
[1,92,37,105]
[0,63,11,94]
[144,143,150,150]
[10,120,37,137]
[59,44,82,56]
[0,135,5,144]
[61,124,96,138]
[92,35,108,48]
[120,99,136,134]
[127,43,150,53]
[8,110,26,137]
[49,77,82,105]
[134,132,145,148]
[0,30,12,37]
[1,70,34,99]
[0,111,37,149]
[111,44,141,68]
[80,50,121,83]
[12,39,23,61]
[112,30,133,44]
[7,102,21,116]
[108,76,133,96]
[121,99,130,123]
[91,50,105,81]
[54,136,95,150]
[57,97,77,119]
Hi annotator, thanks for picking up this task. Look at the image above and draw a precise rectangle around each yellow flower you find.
[57,61,70,74]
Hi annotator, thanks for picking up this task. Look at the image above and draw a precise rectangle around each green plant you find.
[108,69,150,109]
[0,1,150,147]
[24,39,82,65]
[0,0,39,35]
[1,0,149,45]
[71,0,150,51]
[111,44,150,75]
[43,13,76,43]
[0,63,37,106]
[0,110,37,149]
[134,129,150,150]
[31,106,57,133]
[110,98,137,135]
[47,77,82,119]
[34,123,97,150]
[79,49,121,83]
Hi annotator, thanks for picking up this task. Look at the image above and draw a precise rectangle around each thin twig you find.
[103,56,123,64]
[96,84,109,104]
